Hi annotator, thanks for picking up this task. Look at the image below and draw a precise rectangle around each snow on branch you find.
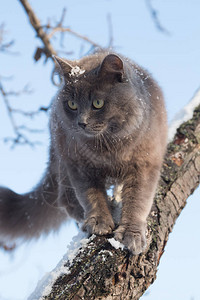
[169,87,200,140]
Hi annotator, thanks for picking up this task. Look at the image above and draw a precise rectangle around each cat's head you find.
[52,53,147,143]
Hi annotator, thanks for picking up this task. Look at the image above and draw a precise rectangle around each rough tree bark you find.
[32,103,200,300]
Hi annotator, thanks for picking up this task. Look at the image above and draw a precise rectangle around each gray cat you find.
[0,52,167,255]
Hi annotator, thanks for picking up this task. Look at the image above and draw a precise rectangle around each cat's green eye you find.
[92,99,104,109]
[68,100,78,110]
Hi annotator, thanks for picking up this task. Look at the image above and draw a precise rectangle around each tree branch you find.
[30,102,200,299]
[0,23,17,54]
[18,0,103,63]
[47,27,101,49]
[0,25,43,147]
[0,80,43,147]
[145,0,170,35]
[19,0,57,59]
[1,1,110,146]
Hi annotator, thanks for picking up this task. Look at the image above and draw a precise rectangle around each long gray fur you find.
[0,51,167,254]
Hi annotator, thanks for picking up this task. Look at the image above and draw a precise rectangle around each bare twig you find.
[11,108,45,118]
[2,1,107,146]
[0,24,18,54]
[145,0,170,35]
[0,23,47,147]
[2,84,32,97]
[57,7,67,27]
[0,81,43,148]
[4,135,41,148]
[47,27,101,49]
[18,125,44,134]
[0,83,19,137]
[57,8,67,48]
[19,0,57,60]
[18,0,104,92]
[0,40,15,53]
[19,0,102,63]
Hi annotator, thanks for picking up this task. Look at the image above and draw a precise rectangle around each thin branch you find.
[19,0,57,59]
[11,108,45,118]
[0,23,18,54]
[19,0,102,63]
[43,7,102,49]
[2,84,33,97]
[145,0,170,35]
[0,83,19,137]
[4,135,41,148]
[56,7,67,28]
[18,125,44,134]
[47,27,101,49]
[0,40,15,53]
[0,25,47,147]
[0,81,44,147]
[57,8,67,48]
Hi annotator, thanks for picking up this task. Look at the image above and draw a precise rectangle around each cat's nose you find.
[78,122,87,129]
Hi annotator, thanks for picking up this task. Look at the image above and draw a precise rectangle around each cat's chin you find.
[79,127,107,138]
[80,130,103,139]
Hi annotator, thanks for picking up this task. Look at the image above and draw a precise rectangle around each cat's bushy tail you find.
[0,172,67,243]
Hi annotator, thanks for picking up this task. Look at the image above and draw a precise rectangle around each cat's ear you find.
[53,56,73,80]
[98,54,124,82]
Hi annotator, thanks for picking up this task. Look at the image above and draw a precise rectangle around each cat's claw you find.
[82,215,115,236]
[114,224,147,255]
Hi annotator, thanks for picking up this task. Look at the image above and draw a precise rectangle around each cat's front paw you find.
[114,223,147,255]
[82,214,115,236]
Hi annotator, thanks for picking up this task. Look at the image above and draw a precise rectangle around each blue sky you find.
[0,1,200,299]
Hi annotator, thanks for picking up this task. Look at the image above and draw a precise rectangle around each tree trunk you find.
[34,103,200,300]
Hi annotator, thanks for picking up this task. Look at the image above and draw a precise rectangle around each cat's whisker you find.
[96,135,101,154]
[104,130,118,152]
[94,135,98,153]
[97,133,103,154]
[102,133,111,151]
[67,135,73,157]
